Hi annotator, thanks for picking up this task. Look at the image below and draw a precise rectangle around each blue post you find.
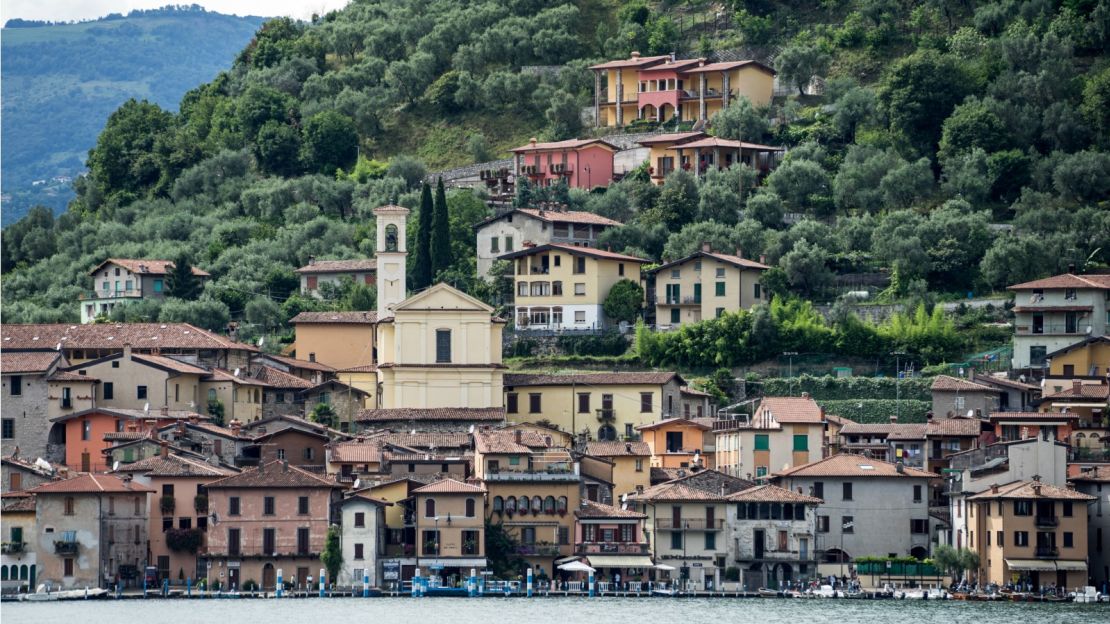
[143,574,148,598]
[116,581,122,599]
[277,568,283,598]
[421,574,429,597]
[162,578,169,597]
[319,568,326,597]
[362,571,369,598]
[527,567,533,598]
[186,577,191,598]
[411,569,421,597]
[468,568,477,597]
[588,570,595,598]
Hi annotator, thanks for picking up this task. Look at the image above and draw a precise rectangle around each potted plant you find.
[160,496,175,514]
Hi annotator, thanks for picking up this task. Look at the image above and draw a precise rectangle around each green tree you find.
[881,50,976,157]
[766,159,830,216]
[711,97,769,142]
[431,178,451,278]
[602,279,645,324]
[932,544,980,581]
[745,192,784,228]
[484,521,527,578]
[467,133,492,163]
[311,403,337,428]
[86,98,176,202]
[321,525,343,586]
[301,111,357,174]
[780,239,833,298]
[386,155,426,190]
[166,254,202,300]
[776,41,830,95]
[412,182,434,290]
[245,296,282,332]
[545,89,582,140]
[206,398,225,425]
[255,120,301,176]
[1081,65,1110,146]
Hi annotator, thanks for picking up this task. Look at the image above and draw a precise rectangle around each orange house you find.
[49,407,209,472]
[988,411,1078,444]
[636,418,712,468]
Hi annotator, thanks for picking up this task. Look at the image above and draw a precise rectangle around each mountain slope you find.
[1,6,266,221]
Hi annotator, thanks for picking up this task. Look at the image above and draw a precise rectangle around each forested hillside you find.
[1,5,265,220]
[3,0,1109,359]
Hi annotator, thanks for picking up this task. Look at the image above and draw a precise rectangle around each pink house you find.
[510,138,617,190]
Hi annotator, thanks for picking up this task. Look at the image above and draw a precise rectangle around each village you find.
[2,171,1108,603]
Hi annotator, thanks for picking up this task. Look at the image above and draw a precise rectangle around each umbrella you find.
[654,564,676,571]
[558,560,596,573]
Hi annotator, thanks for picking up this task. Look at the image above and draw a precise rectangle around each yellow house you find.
[290,311,377,370]
[1045,335,1110,378]
[966,480,1095,589]
[636,418,714,469]
[411,479,487,579]
[499,243,648,331]
[65,345,207,412]
[200,368,266,423]
[503,371,690,441]
[650,245,770,328]
[637,131,708,182]
[583,440,652,498]
[589,53,775,128]
[713,395,826,481]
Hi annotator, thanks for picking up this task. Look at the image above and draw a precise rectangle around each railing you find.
[577,542,649,554]
[54,541,79,556]
[384,544,416,557]
[1035,546,1059,558]
[484,468,578,482]
[855,561,941,576]
[521,165,542,176]
[1034,516,1059,528]
[550,163,573,175]
[1,542,25,554]
[656,518,724,530]
[80,288,144,300]
[596,408,615,422]
[60,397,72,409]
[517,543,562,556]
[194,496,208,513]
[160,496,176,514]
[1015,324,1083,335]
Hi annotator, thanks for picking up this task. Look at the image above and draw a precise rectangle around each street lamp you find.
[891,352,907,422]
[783,352,799,395]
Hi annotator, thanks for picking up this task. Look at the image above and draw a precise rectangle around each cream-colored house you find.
[474,207,623,280]
[583,440,652,499]
[713,395,826,481]
[65,345,208,412]
[81,258,210,323]
[500,243,648,331]
[295,258,376,298]
[650,245,770,328]
[290,311,377,371]
[1008,272,1110,370]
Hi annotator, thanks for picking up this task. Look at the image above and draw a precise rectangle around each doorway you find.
[262,563,276,590]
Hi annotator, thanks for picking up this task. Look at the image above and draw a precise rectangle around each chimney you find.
[701,242,711,252]
[889,414,898,423]
[1073,380,1082,393]
[625,442,633,453]
[895,461,904,474]
[759,254,767,264]
[1068,263,1076,274]
[669,52,676,62]
[123,343,133,359]
[1032,484,1041,497]
[160,440,169,458]
[529,137,538,147]
[308,255,316,266]
[188,413,199,425]
[630,51,640,59]
[121,473,132,484]
[719,483,726,496]
[991,484,999,494]
[282,459,289,472]
[926,411,934,422]
[523,241,536,249]
[229,419,241,437]
[514,430,522,444]
[801,391,810,399]
[967,367,975,381]
[176,421,186,436]
[735,247,743,259]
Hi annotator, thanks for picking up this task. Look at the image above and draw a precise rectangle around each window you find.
[1063,502,1073,517]
[640,392,653,413]
[715,267,725,278]
[1,419,13,440]
[670,308,680,323]
[913,485,923,503]
[554,255,561,267]
[705,532,716,549]
[578,392,590,414]
[552,281,563,296]
[671,532,683,549]
[574,283,586,296]
[103,382,114,400]
[573,256,586,274]
[842,516,854,533]
[1014,531,1029,547]
[754,434,769,451]
[64,558,74,577]
[297,527,310,555]
[263,528,276,554]
[1029,346,1047,366]
[423,530,440,555]
[1063,532,1073,548]
[425,498,436,518]
[754,283,761,299]
[298,496,309,515]
[716,308,725,318]
[506,393,519,414]
[64,496,75,515]
[715,282,725,296]
[462,530,480,555]
[529,393,542,413]
[303,448,314,461]
[618,263,625,276]
[812,482,824,499]
[465,498,476,517]
[842,482,853,501]
[228,528,241,556]
[277,449,286,460]
[574,310,586,323]
[490,237,499,253]
[435,329,452,363]
[670,269,681,279]
[635,458,644,472]
[792,435,808,452]
[81,420,91,441]
[264,496,275,515]
[153,279,163,292]
[9,375,21,396]
[559,526,570,545]
[816,516,830,532]
[1065,288,1077,300]
[1014,500,1032,516]
[354,543,364,560]
[137,385,148,400]
[229,497,241,516]
[911,519,929,534]
[504,236,513,252]
[997,530,1003,546]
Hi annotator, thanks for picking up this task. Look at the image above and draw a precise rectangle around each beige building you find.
[503,372,693,441]
[500,243,648,331]
[411,479,487,579]
[474,207,623,280]
[81,258,210,324]
[583,440,652,500]
[29,473,153,589]
[966,480,1095,589]
[64,345,208,413]
[1,492,37,592]
[295,258,376,298]
[649,245,770,328]
[290,311,377,371]
[1008,272,1110,371]
[714,395,826,481]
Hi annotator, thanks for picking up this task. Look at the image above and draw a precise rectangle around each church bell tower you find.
[374,204,409,319]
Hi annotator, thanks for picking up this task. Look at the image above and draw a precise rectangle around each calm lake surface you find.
[3,597,1108,624]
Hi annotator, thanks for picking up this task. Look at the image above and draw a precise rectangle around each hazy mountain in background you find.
[1,5,266,222]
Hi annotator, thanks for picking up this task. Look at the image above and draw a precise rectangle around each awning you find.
[586,555,655,568]
[1054,560,1087,572]
[1051,402,1107,408]
[418,558,487,568]
[1005,559,1056,571]
[554,556,580,565]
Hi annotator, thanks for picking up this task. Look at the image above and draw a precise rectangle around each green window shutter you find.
[715,281,725,296]
[693,283,701,303]
[670,308,680,323]
[754,434,769,451]
[124,448,134,462]
[793,434,808,452]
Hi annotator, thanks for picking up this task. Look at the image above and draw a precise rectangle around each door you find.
[228,567,240,590]
[81,452,91,472]
[799,538,808,560]
[262,564,276,590]
[754,529,765,559]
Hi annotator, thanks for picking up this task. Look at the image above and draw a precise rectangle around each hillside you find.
[2,0,1108,364]
[1,6,266,221]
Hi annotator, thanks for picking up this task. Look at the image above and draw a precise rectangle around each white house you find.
[295,258,377,299]
[338,493,391,587]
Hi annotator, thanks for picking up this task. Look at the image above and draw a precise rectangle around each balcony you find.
[79,288,144,301]
[194,495,208,514]
[160,496,176,514]
[54,540,79,556]
[1015,323,1084,336]
[663,295,701,306]
[596,408,615,422]
[550,163,573,175]
[521,165,543,177]
[484,468,579,483]
[1034,515,1059,528]
[656,518,723,530]
[1,542,25,555]
[517,543,562,556]
[385,543,416,558]
[1035,546,1059,558]
[577,542,649,554]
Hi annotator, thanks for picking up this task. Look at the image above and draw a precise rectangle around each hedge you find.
[818,399,931,423]
[761,374,932,402]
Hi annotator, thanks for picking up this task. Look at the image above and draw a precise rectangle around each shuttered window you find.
[435,329,451,363]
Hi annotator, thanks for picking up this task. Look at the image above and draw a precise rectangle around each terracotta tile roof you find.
[774,454,937,479]
[973,375,1040,391]
[90,258,209,277]
[337,364,378,373]
[840,423,924,437]
[824,414,857,427]
[636,132,706,146]
[753,397,824,426]
[650,467,685,483]
[411,478,486,494]
[668,137,784,151]
[1008,273,1110,290]
[574,499,646,519]
[50,407,210,424]
[503,209,623,227]
[342,492,393,506]
[504,371,679,387]
[355,407,505,423]
[1042,384,1109,400]
[588,54,670,70]
[585,440,651,456]
[989,411,1078,421]
[47,370,97,382]
[29,473,155,494]
[1070,466,1110,483]
[205,460,339,489]
[112,453,236,477]
[651,250,769,273]
[184,421,251,440]
[887,425,929,440]
[926,417,984,437]
[2,492,36,512]
[253,365,314,389]
[330,440,385,463]
[638,58,705,73]
[635,418,711,431]
[474,430,552,454]
[256,353,336,372]
[0,323,254,352]
[295,259,376,274]
[373,204,409,215]
[370,432,473,449]
[510,138,618,152]
[967,480,1095,501]
[289,311,377,324]
[682,60,776,74]
[205,367,271,386]
[0,350,61,374]
[1,455,56,477]
[931,375,996,392]
[130,353,210,375]
[498,242,648,264]
[726,484,823,504]
[627,480,730,502]
[103,431,149,441]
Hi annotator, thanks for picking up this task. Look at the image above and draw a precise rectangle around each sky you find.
[1,0,350,23]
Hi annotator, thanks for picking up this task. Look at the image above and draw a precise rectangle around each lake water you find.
[3,597,1107,624]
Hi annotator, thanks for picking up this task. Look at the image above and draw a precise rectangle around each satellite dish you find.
[468,425,475,434]
[143,402,150,414]
[257,336,265,347]
[411,429,417,435]
[112,461,120,471]
[1018,375,1026,383]
[1086,326,1093,335]
[966,409,975,418]
[234,368,241,377]
[55,342,62,351]
[353,478,361,490]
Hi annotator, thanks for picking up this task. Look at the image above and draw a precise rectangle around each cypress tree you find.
[431,177,451,277]
[412,182,434,289]
[166,253,200,300]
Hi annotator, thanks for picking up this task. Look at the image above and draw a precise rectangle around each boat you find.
[650,587,678,597]
[808,585,840,598]
[1072,586,1103,604]
[19,585,109,601]
[757,588,782,598]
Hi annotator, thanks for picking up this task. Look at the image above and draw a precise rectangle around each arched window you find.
[505,496,517,513]
[385,224,399,251]
[531,496,542,514]
[425,498,436,518]
[557,497,568,514]
[19,565,28,580]
[543,496,556,514]
[598,424,617,441]
[492,496,503,513]
[518,496,530,514]
[465,498,476,518]
[1,566,8,580]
